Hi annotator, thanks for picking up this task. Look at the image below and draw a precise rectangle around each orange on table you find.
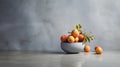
[95,45,100,50]
[95,46,103,54]
[84,45,91,52]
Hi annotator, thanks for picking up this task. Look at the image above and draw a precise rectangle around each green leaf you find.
[86,36,90,43]
[76,25,79,29]
[83,35,90,44]
[75,24,82,30]
[83,35,87,44]
[78,24,82,28]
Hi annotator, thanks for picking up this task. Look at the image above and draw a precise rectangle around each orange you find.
[95,45,100,50]
[78,34,84,42]
[67,35,75,43]
[71,29,79,37]
[95,47,103,54]
[74,37,79,42]
[84,45,91,52]
[61,34,68,42]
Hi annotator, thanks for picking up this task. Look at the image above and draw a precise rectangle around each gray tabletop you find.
[0,51,119,67]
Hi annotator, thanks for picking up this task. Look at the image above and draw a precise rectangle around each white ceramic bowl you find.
[61,42,85,54]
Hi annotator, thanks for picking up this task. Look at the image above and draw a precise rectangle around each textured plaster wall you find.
[0,0,120,51]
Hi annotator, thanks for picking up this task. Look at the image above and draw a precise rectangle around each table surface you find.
[0,51,120,67]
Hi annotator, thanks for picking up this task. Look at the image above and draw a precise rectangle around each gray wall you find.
[0,0,120,51]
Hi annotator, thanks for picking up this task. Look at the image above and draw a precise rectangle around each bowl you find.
[61,42,85,54]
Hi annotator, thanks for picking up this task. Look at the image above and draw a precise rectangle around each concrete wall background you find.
[0,0,120,51]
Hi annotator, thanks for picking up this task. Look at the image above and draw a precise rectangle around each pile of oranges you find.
[60,24,103,54]
[61,29,84,43]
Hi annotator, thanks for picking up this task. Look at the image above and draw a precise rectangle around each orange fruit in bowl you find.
[95,46,103,54]
[67,35,75,43]
[61,34,68,42]
[78,34,84,42]
[74,37,79,42]
[71,29,79,37]
[84,45,91,52]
